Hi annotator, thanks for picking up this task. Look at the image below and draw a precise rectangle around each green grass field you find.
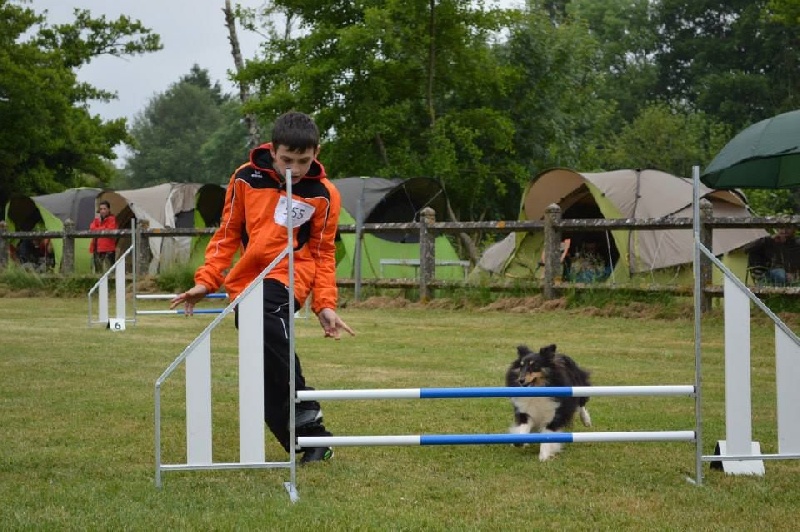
[2,296,799,530]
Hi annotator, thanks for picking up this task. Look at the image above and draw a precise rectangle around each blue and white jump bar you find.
[137,309,224,315]
[300,431,696,448]
[298,385,695,401]
[136,293,228,300]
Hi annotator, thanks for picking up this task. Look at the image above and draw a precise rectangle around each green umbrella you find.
[700,109,800,189]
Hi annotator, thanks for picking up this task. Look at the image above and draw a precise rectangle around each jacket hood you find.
[250,142,326,181]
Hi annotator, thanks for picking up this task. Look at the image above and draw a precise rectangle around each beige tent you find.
[473,168,768,284]
[98,183,203,273]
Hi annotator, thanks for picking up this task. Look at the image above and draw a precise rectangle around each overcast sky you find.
[32,1,519,125]
[32,0,265,123]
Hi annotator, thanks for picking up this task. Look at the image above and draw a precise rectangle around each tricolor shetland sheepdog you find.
[505,344,592,461]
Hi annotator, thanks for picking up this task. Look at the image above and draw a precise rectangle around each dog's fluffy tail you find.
[560,354,591,411]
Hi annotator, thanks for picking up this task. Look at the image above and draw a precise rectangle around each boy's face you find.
[270,144,319,184]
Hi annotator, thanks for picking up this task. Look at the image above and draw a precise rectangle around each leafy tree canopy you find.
[0,0,161,206]
[124,65,251,188]
[603,102,730,178]
[656,0,800,130]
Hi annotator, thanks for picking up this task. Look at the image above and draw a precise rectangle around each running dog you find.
[505,344,592,461]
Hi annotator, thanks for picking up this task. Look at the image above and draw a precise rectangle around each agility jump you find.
[87,243,136,329]
[154,165,800,501]
[155,168,305,502]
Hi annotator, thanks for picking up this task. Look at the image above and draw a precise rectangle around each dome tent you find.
[331,177,464,279]
[471,168,768,285]
[4,188,101,273]
[188,183,227,268]
[98,183,203,274]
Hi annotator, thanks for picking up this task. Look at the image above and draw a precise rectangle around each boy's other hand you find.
[317,308,355,340]
[169,284,209,316]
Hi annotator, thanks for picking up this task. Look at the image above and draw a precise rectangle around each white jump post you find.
[154,267,279,481]
[693,164,800,475]
[776,326,800,454]
[718,276,764,474]
[154,168,301,502]
[87,243,136,330]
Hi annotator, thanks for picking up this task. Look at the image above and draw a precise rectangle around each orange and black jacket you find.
[195,143,341,314]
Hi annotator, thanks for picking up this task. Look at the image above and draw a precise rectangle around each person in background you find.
[745,226,800,286]
[89,200,117,273]
[170,111,354,464]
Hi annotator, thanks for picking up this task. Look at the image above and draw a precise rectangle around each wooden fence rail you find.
[3,202,800,305]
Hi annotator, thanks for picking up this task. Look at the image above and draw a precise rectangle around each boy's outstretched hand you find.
[169,284,209,316]
[317,308,355,340]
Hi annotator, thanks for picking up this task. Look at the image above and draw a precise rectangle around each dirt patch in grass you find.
[348,294,685,319]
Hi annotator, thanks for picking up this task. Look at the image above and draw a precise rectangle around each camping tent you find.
[4,188,101,273]
[472,168,768,285]
[98,183,203,274]
[189,183,227,268]
[332,177,465,279]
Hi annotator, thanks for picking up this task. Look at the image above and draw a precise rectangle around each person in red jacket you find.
[89,200,117,273]
[170,111,354,464]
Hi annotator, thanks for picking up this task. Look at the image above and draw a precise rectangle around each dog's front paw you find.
[579,407,592,427]
[509,424,529,447]
[538,442,563,461]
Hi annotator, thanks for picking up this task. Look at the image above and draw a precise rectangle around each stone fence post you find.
[418,207,436,301]
[543,204,563,300]
[62,219,75,274]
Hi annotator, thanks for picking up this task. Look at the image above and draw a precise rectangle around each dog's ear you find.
[540,344,557,359]
[516,345,531,358]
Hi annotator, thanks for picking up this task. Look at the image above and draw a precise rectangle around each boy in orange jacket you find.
[171,111,354,463]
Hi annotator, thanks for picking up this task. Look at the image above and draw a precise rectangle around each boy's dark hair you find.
[271,111,319,152]
[98,200,111,209]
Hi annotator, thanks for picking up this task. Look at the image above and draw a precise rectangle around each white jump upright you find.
[692,165,800,476]
[154,169,302,502]
[87,243,136,330]
[719,276,764,475]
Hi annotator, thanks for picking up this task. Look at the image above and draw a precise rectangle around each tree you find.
[199,100,259,182]
[495,8,614,183]
[602,103,730,178]
[125,65,250,187]
[656,0,800,130]
[768,0,800,26]
[0,1,161,206]
[237,0,526,222]
[567,0,660,127]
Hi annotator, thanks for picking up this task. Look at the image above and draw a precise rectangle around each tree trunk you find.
[223,0,260,148]
[426,0,436,125]
[446,202,480,264]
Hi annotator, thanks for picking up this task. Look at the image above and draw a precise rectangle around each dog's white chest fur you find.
[511,397,557,432]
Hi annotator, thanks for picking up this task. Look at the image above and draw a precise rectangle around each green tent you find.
[331,177,465,279]
[4,188,100,273]
[472,168,768,285]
